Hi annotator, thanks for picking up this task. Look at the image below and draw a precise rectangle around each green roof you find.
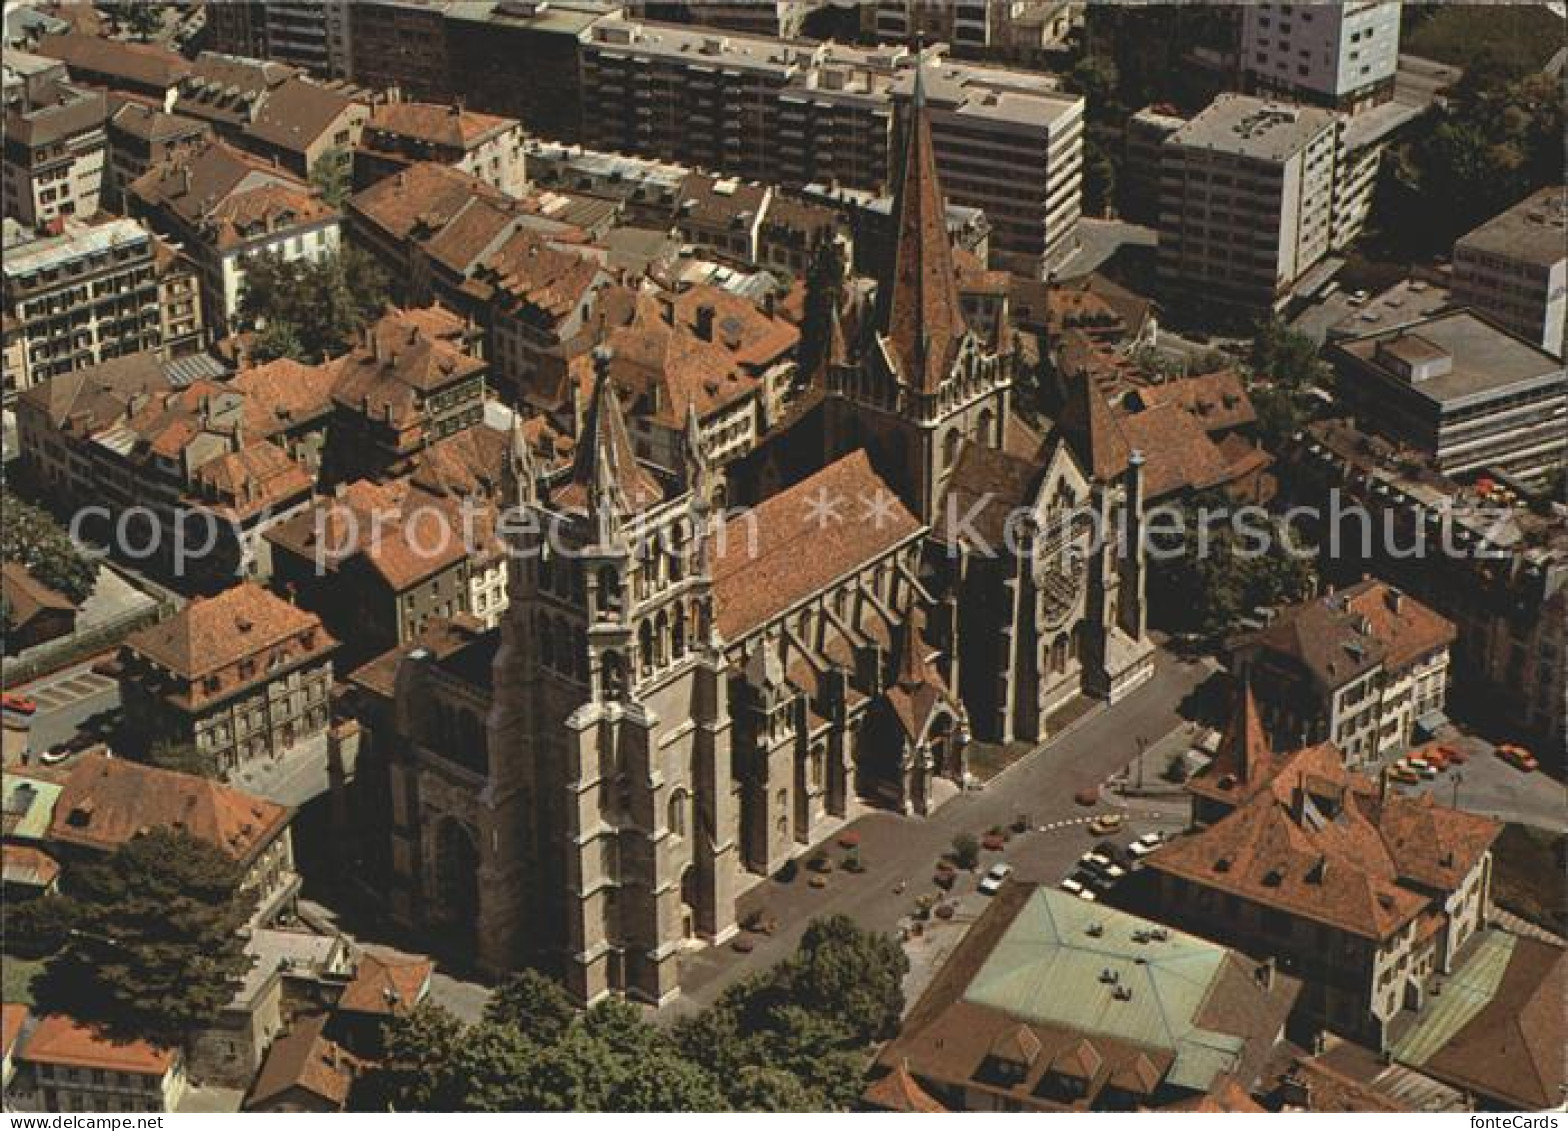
[2,774,60,842]
[1390,929,1516,1066]
[963,888,1247,1091]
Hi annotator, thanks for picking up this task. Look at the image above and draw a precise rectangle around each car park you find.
[978,862,1014,896]
[1079,852,1127,883]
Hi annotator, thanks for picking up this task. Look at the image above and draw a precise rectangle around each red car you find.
[1,692,37,716]
[1496,744,1539,773]
[1439,744,1468,766]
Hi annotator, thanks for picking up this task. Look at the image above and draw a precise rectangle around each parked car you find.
[1079,852,1127,883]
[1128,832,1165,861]
[1,693,37,716]
[1407,757,1438,780]
[978,862,1014,896]
[1496,744,1539,773]
[1088,813,1124,836]
[1439,744,1468,766]
[1390,762,1421,785]
[1059,876,1089,897]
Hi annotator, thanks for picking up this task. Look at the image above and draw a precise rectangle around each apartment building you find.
[125,138,342,333]
[873,1,1074,63]
[103,101,211,209]
[118,582,338,778]
[1241,1,1401,113]
[355,100,527,198]
[1452,187,1568,359]
[2,80,106,228]
[205,1,355,81]
[1283,418,1568,751]
[1229,580,1456,765]
[1157,95,1340,312]
[8,1015,185,1114]
[2,218,161,398]
[348,0,454,105]
[1325,309,1567,485]
[1150,715,1498,1050]
[580,25,1083,274]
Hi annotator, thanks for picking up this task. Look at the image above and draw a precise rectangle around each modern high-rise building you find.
[1157,94,1340,312]
[1452,187,1568,359]
[580,24,1083,275]
[205,1,355,81]
[1241,0,1401,113]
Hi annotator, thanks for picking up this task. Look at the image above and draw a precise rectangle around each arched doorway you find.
[433,817,480,955]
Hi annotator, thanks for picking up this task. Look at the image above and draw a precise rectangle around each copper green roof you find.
[962,888,1247,1091]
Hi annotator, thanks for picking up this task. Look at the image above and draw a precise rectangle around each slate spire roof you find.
[875,54,968,396]
[552,347,662,517]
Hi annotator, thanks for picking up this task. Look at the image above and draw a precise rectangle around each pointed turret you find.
[555,346,662,522]
[1214,676,1271,785]
[875,53,968,396]
[504,411,536,508]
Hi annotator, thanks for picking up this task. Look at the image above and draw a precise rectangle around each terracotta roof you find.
[1058,369,1132,482]
[18,351,172,431]
[329,307,486,430]
[2,843,61,889]
[337,949,432,1016]
[125,581,327,682]
[1162,1076,1264,1112]
[246,1012,359,1110]
[366,101,514,151]
[1151,743,1498,941]
[863,1063,947,1113]
[409,424,511,499]
[230,357,338,437]
[1420,936,1564,1111]
[1187,680,1278,807]
[107,98,208,145]
[1276,1056,1405,1113]
[346,615,489,699]
[712,451,921,640]
[189,439,313,520]
[48,751,290,864]
[885,610,959,741]
[874,63,968,396]
[476,227,603,321]
[1242,579,1455,690]
[243,77,358,154]
[935,441,1041,549]
[348,161,505,244]
[1141,370,1256,433]
[34,32,189,90]
[420,197,524,276]
[1,1003,28,1060]
[19,1013,174,1075]
[1,561,76,628]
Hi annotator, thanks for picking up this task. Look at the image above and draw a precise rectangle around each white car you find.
[1079,852,1127,882]
[1127,833,1165,861]
[1408,757,1439,780]
[1059,876,1088,897]
[978,862,1014,896]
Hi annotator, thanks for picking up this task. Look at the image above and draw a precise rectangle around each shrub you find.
[951,834,980,870]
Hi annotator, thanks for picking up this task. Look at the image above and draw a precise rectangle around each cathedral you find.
[356,65,1155,1005]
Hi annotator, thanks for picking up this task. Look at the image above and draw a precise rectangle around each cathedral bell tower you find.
[825,51,1013,525]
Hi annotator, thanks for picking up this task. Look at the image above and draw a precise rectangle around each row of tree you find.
[356,914,909,1112]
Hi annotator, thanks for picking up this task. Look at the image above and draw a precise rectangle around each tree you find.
[146,740,216,779]
[448,1021,544,1112]
[251,320,306,364]
[355,1002,467,1111]
[951,832,980,870]
[727,1066,817,1112]
[1249,318,1328,391]
[485,968,575,1045]
[36,829,257,1044]
[309,148,354,208]
[102,1,164,40]
[0,491,97,604]
[238,247,389,362]
[780,914,908,1045]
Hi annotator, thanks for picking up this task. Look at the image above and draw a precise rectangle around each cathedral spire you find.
[505,409,536,508]
[875,48,967,396]
[560,346,661,526]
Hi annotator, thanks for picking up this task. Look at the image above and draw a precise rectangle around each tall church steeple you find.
[875,53,968,396]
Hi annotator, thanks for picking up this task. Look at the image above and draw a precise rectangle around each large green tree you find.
[1,491,97,604]
[779,914,907,1045]
[238,247,389,363]
[36,829,257,1044]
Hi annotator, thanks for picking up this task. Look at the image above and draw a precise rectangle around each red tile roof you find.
[19,1013,175,1075]
[712,451,921,640]
[246,1012,359,1110]
[337,950,432,1016]
[125,581,327,683]
[863,1063,947,1112]
[551,368,664,515]
[2,844,61,889]
[48,751,291,865]
[366,101,514,150]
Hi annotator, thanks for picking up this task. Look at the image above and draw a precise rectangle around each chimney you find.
[694,303,715,341]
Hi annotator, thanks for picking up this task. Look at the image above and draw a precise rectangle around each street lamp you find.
[1451,770,1463,810]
